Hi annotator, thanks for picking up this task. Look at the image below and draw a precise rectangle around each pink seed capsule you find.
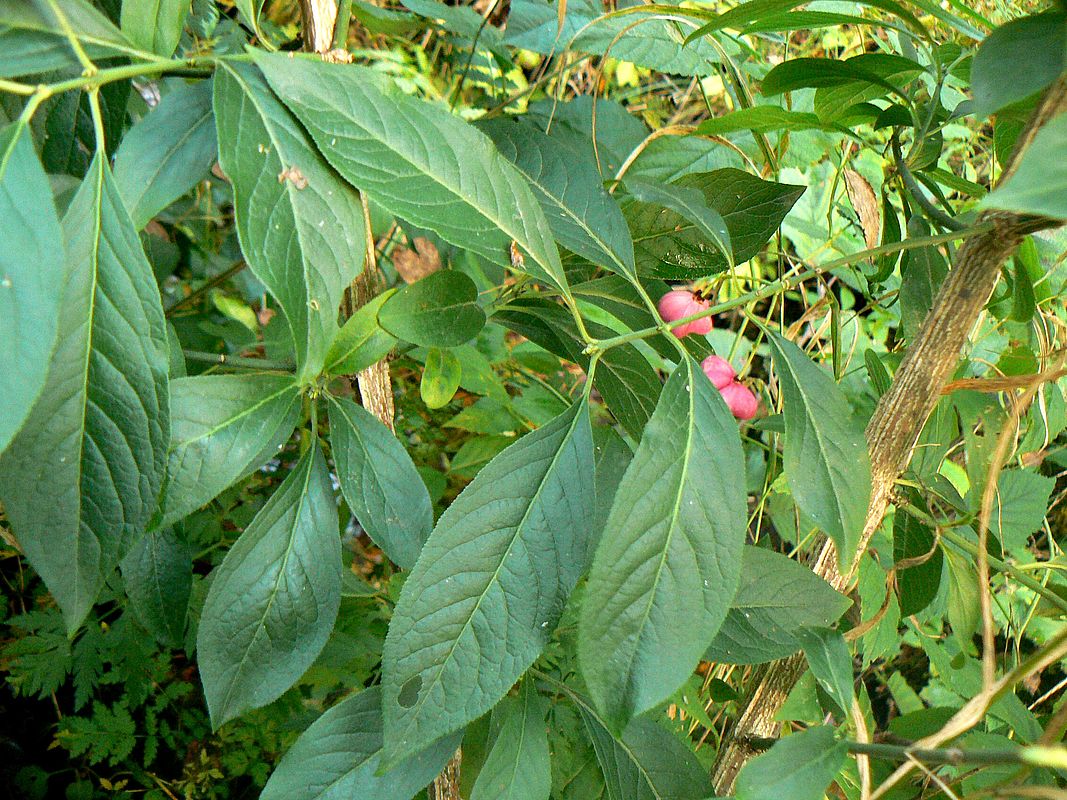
[657,289,712,338]
[720,382,759,421]
[701,355,736,390]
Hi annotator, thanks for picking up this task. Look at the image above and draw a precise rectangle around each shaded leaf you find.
[982,114,1067,220]
[626,177,732,267]
[796,627,854,716]
[378,270,486,347]
[971,11,1066,118]
[421,347,463,409]
[471,682,551,800]
[120,527,192,647]
[734,726,847,800]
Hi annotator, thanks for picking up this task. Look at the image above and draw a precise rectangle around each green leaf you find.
[60,701,137,767]
[682,0,925,39]
[628,169,804,279]
[478,117,635,278]
[421,347,463,409]
[625,178,733,268]
[197,443,341,729]
[378,270,486,347]
[981,469,1056,551]
[382,402,595,765]
[591,426,633,552]
[944,545,980,647]
[893,508,941,617]
[578,358,746,731]
[328,397,434,570]
[261,687,461,800]
[575,691,712,800]
[113,79,217,229]
[734,726,847,800]
[120,0,186,57]
[471,682,551,800]
[252,52,569,296]
[0,153,169,633]
[120,527,192,647]
[0,0,143,64]
[971,12,1066,118]
[696,107,830,135]
[898,219,948,339]
[982,114,1067,220]
[39,76,129,180]
[761,53,924,96]
[0,122,64,454]
[767,332,870,571]
[324,290,398,375]
[159,374,301,527]
[214,60,366,380]
[796,627,854,716]
[505,0,723,77]
[704,546,852,665]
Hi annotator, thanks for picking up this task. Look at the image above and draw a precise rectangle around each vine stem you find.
[588,221,993,355]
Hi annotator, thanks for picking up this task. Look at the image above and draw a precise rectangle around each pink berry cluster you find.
[657,289,712,338]
[701,356,758,420]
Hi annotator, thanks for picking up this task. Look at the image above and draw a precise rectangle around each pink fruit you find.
[701,355,736,390]
[720,382,759,421]
[657,289,712,338]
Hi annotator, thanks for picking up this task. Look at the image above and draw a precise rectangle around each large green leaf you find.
[253,52,569,295]
[982,114,1067,220]
[0,0,144,63]
[627,169,804,279]
[158,374,301,527]
[382,402,595,765]
[768,333,870,570]
[328,397,434,570]
[378,270,486,347]
[0,122,64,453]
[575,690,712,800]
[971,11,1066,118]
[197,443,341,729]
[114,79,218,229]
[261,687,461,800]
[120,527,192,647]
[703,546,851,665]
[478,117,635,278]
[893,508,942,617]
[625,178,732,268]
[0,153,169,633]
[795,627,854,716]
[761,53,924,96]
[734,726,848,800]
[213,61,365,381]
[578,358,746,731]
[120,0,186,57]
[505,0,722,77]
[470,682,551,800]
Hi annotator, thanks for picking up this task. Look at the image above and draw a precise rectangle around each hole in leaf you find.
[398,676,422,708]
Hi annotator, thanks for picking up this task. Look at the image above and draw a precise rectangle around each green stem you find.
[46,0,97,75]
[747,737,1062,768]
[182,350,294,372]
[590,223,993,353]
[332,0,354,49]
[165,260,249,315]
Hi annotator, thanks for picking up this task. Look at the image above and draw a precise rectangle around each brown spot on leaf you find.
[278,166,309,189]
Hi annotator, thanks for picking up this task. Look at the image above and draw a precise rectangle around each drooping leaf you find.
[0,0,143,65]
[478,117,635,278]
[328,397,434,570]
[768,332,870,571]
[982,114,1067,220]
[578,358,746,731]
[625,177,733,268]
[378,270,486,347]
[704,546,851,665]
[734,726,847,800]
[324,290,398,375]
[761,53,925,96]
[470,682,551,800]
[796,627,854,716]
[120,527,192,647]
[627,169,804,279]
[120,0,187,57]
[382,402,595,765]
[421,347,463,409]
[971,11,1067,118]
[158,374,301,527]
[696,107,830,135]
[893,508,942,617]
[0,153,169,633]
[197,443,341,729]
[494,298,661,438]
[113,79,218,229]
[0,122,64,453]
[574,689,713,800]
[261,687,461,800]
[253,52,570,296]
[213,60,365,380]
